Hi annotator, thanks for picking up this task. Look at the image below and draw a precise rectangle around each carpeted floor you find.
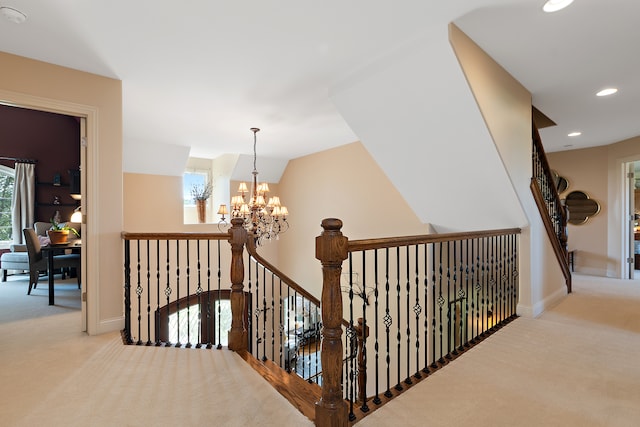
[0,273,639,426]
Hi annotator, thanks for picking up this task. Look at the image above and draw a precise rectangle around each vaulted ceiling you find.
[1,0,637,170]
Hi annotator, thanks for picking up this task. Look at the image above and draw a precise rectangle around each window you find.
[0,165,15,247]
[183,171,208,207]
[156,290,248,347]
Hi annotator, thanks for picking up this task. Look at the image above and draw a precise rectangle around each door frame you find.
[0,90,98,332]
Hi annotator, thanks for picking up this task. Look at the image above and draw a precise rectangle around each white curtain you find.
[11,162,35,245]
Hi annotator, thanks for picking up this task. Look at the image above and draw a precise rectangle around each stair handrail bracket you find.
[315,218,349,426]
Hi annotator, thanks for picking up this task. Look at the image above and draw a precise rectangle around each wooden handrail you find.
[246,235,321,308]
[348,228,521,252]
[121,231,229,241]
[531,121,571,292]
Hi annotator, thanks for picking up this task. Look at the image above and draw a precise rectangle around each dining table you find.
[41,242,82,305]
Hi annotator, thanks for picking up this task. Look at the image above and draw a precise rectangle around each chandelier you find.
[217,128,289,244]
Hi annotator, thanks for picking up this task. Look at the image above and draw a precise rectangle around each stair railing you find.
[531,122,571,292]
[315,219,521,426]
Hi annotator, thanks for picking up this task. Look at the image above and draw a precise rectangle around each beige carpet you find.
[1,273,639,426]
[359,274,640,427]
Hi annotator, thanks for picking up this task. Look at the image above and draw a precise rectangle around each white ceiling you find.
[0,0,638,165]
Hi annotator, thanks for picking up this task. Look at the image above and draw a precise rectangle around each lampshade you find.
[70,207,82,223]
[217,204,229,215]
[238,182,248,194]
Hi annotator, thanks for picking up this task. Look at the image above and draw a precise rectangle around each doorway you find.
[0,102,87,330]
[624,161,640,279]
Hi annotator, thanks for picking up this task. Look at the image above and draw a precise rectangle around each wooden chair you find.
[22,228,81,295]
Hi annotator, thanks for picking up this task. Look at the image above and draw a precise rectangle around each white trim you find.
[97,316,125,335]
[0,88,101,335]
[517,285,567,318]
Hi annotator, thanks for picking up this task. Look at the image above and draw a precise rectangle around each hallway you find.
[1,274,638,426]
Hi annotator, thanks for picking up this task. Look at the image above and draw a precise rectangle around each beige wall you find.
[548,136,640,277]
[449,24,566,316]
[275,141,427,298]
[0,51,123,334]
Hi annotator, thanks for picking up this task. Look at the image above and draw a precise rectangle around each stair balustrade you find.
[122,218,521,426]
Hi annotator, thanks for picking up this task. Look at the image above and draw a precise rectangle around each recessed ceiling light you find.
[596,88,618,97]
[0,6,27,24]
[568,131,582,137]
[543,0,574,13]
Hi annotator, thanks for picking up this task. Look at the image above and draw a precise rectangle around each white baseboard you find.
[517,285,567,318]
[95,316,125,335]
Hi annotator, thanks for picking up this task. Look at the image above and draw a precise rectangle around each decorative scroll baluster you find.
[437,243,445,364]
[136,240,142,345]
[195,240,203,349]
[413,245,421,379]
[155,240,161,346]
[384,248,392,399]
[164,240,172,347]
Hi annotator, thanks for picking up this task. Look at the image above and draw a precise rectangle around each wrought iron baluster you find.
[395,246,402,391]
[155,240,161,346]
[123,239,132,344]
[164,240,172,347]
[175,240,181,348]
[262,265,267,362]
[186,240,192,348]
[422,243,430,374]
[437,243,445,364]
[348,254,356,419]
[146,240,151,346]
[457,240,465,353]
[404,245,412,385]
[373,249,382,404]
[360,251,369,412]
[383,248,392,398]
[136,240,142,345]
[195,240,203,348]
[445,241,452,359]
[431,243,438,369]
[464,239,470,348]
[413,244,421,379]
[271,271,275,364]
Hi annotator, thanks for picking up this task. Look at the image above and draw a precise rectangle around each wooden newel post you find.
[228,217,248,351]
[315,218,349,427]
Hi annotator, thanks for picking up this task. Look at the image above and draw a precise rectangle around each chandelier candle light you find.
[218,128,289,244]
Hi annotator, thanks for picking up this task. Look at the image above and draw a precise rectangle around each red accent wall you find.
[0,104,80,222]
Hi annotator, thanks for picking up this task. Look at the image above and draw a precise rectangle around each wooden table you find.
[41,242,81,305]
